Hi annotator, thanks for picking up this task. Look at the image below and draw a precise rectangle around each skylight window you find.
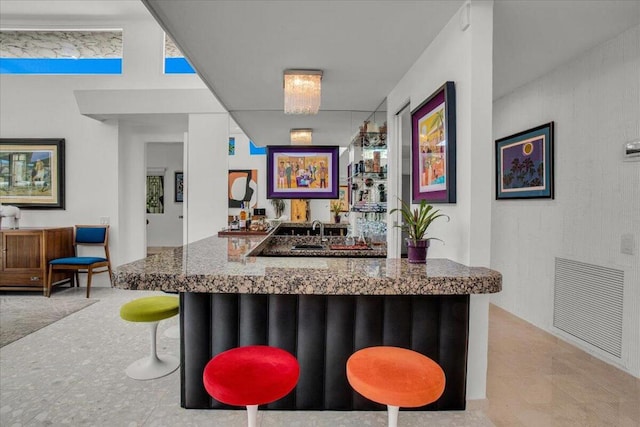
[0,30,123,75]
[164,34,195,74]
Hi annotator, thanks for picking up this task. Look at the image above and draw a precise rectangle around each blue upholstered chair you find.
[46,225,112,298]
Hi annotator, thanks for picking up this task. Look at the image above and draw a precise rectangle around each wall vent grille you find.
[553,257,624,358]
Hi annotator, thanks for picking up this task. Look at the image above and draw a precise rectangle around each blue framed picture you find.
[495,122,554,199]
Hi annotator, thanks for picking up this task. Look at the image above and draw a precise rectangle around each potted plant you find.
[390,199,449,263]
[330,201,342,223]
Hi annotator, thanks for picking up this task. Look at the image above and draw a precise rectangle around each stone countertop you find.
[113,234,502,296]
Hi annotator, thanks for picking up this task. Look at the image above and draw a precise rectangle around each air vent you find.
[553,257,624,358]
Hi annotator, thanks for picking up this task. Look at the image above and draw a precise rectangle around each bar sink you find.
[291,244,325,250]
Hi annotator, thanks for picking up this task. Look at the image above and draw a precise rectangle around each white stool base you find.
[246,404,258,427]
[125,354,179,380]
[387,405,399,427]
[164,324,180,339]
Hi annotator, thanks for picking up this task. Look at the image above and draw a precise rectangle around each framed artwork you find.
[0,138,65,209]
[290,199,309,222]
[229,137,235,156]
[411,81,456,203]
[146,175,164,214]
[495,122,554,200]
[335,185,349,212]
[174,171,184,203]
[228,169,258,208]
[266,145,339,199]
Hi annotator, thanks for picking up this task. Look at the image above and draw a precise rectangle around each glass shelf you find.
[351,202,387,213]
[349,172,387,179]
[348,128,387,216]
[350,132,387,149]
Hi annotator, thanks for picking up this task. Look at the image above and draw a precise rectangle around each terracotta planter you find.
[406,238,430,264]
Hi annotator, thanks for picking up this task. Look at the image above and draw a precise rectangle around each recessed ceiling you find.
[2,1,638,145]
[142,0,464,146]
[142,0,639,147]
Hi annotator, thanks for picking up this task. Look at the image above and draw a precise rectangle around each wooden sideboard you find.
[0,227,74,294]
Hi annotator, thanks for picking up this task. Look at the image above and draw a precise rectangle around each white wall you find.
[186,113,229,243]
[0,12,218,270]
[492,24,640,378]
[386,0,494,399]
[146,142,184,247]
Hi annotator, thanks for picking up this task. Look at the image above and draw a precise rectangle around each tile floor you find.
[0,287,638,426]
[485,305,639,426]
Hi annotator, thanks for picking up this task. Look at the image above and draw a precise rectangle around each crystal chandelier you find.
[290,128,313,145]
[283,69,323,115]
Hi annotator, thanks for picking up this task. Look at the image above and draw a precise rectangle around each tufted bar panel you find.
[180,292,469,410]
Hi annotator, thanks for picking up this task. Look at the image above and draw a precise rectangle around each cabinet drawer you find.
[0,271,44,286]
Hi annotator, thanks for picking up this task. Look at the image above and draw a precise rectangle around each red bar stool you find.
[203,345,299,427]
[347,346,446,427]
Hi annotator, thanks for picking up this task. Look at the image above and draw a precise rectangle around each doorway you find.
[146,142,184,255]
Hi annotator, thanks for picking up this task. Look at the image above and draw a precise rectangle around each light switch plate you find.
[621,233,635,255]
[99,216,110,225]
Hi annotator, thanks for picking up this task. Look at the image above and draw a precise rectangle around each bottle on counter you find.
[230,216,240,231]
[239,202,247,230]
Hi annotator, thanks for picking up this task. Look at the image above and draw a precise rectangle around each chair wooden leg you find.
[107,265,114,286]
[86,269,92,298]
[46,264,53,297]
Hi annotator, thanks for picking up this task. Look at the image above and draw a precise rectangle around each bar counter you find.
[113,234,501,411]
[114,235,501,295]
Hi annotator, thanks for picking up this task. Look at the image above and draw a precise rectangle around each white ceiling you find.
[2,1,639,145]
[141,0,640,146]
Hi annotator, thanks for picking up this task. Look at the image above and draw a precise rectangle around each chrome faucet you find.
[311,220,327,242]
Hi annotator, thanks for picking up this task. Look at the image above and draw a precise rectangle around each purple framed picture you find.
[495,122,554,199]
[411,81,456,203]
[266,145,339,199]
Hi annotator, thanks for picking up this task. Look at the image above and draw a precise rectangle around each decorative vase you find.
[334,215,341,224]
[406,238,430,264]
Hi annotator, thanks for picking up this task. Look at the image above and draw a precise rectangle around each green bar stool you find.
[120,295,180,380]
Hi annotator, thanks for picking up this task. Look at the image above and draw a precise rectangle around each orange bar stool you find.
[203,345,299,427]
[347,346,446,427]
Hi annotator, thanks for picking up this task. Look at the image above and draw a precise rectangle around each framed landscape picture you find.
[0,138,65,209]
[266,145,339,199]
[495,122,554,200]
[411,81,456,203]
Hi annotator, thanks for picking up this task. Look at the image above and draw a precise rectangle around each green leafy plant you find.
[330,201,342,216]
[390,199,449,243]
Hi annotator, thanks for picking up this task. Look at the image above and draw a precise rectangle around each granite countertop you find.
[113,233,502,296]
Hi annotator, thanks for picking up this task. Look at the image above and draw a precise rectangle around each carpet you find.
[0,296,98,348]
